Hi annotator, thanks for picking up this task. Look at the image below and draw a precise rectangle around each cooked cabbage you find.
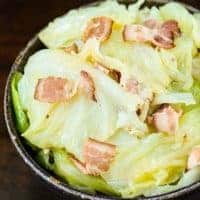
[103,107,200,197]
[12,0,200,198]
[153,92,195,106]
[39,0,144,49]
[11,72,29,133]
[19,49,145,161]
[190,80,200,104]
[145,166,200,196]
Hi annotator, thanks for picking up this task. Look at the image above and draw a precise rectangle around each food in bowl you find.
[11,0,200,198]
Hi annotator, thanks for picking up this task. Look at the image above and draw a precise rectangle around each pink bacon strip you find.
[34,77,75,103]
[70,138,116,176]
[123,19,181,49]
[149,105,182,134]
[83,16,113,42]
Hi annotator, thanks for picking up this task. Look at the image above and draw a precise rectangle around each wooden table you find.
[0,0,200,199]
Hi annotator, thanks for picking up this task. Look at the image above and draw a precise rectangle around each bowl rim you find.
[3,1,200,200]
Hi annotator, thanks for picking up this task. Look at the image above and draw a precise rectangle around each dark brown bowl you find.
[4,0,200,199]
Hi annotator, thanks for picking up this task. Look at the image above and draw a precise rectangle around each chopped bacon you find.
[62,43,78,54]
[70,138,116,176]
[124,78,139,94]
[187,147,200,170]
[123,24,153,43]
[95,62,121,83]
[123,19,180,49]
[152,20,181,49]
[150,105,181,134]
[34,77,75,103]
[83,16,113,42]
[84,138,116,175]
[160,20,181,39]
[79,70,96,101]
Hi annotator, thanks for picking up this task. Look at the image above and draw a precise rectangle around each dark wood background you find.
[1,0,200,199]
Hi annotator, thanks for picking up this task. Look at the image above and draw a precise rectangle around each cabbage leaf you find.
[11,72,29,133]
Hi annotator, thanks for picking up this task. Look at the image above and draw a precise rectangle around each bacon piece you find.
[79,70,96,101]
[152,20,181,49]
[152,35,174,49]
[151,105,181,134]
[70,138,116,176]
[83,17,113,42]
[187,147,200,170]
[123,24,153,42]
[84,138,116,175]
[34,77,75,103]
[95,62,121,83]
[62,43,78,54]
[160,20,181,39]
[123,20,180,49]
[124,78,139,94]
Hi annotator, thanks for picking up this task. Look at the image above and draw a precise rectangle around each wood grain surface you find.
[0,0,200,199]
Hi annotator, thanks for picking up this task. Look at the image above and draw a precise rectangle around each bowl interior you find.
[4,0,200,200]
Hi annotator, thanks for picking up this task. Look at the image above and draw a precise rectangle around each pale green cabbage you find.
[190,80,200,104]
[168,36,194,90]
[145,166,200,196]
[153,92,195,106]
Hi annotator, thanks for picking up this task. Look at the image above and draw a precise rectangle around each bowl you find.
[4,0,200,199]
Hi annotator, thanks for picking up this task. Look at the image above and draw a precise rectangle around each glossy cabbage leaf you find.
[100,30,171,93]
[168,36,194,90]
[190,80,200,104]
[145,166,200,196]
[103,132,188,198]
[11,72,29,133]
